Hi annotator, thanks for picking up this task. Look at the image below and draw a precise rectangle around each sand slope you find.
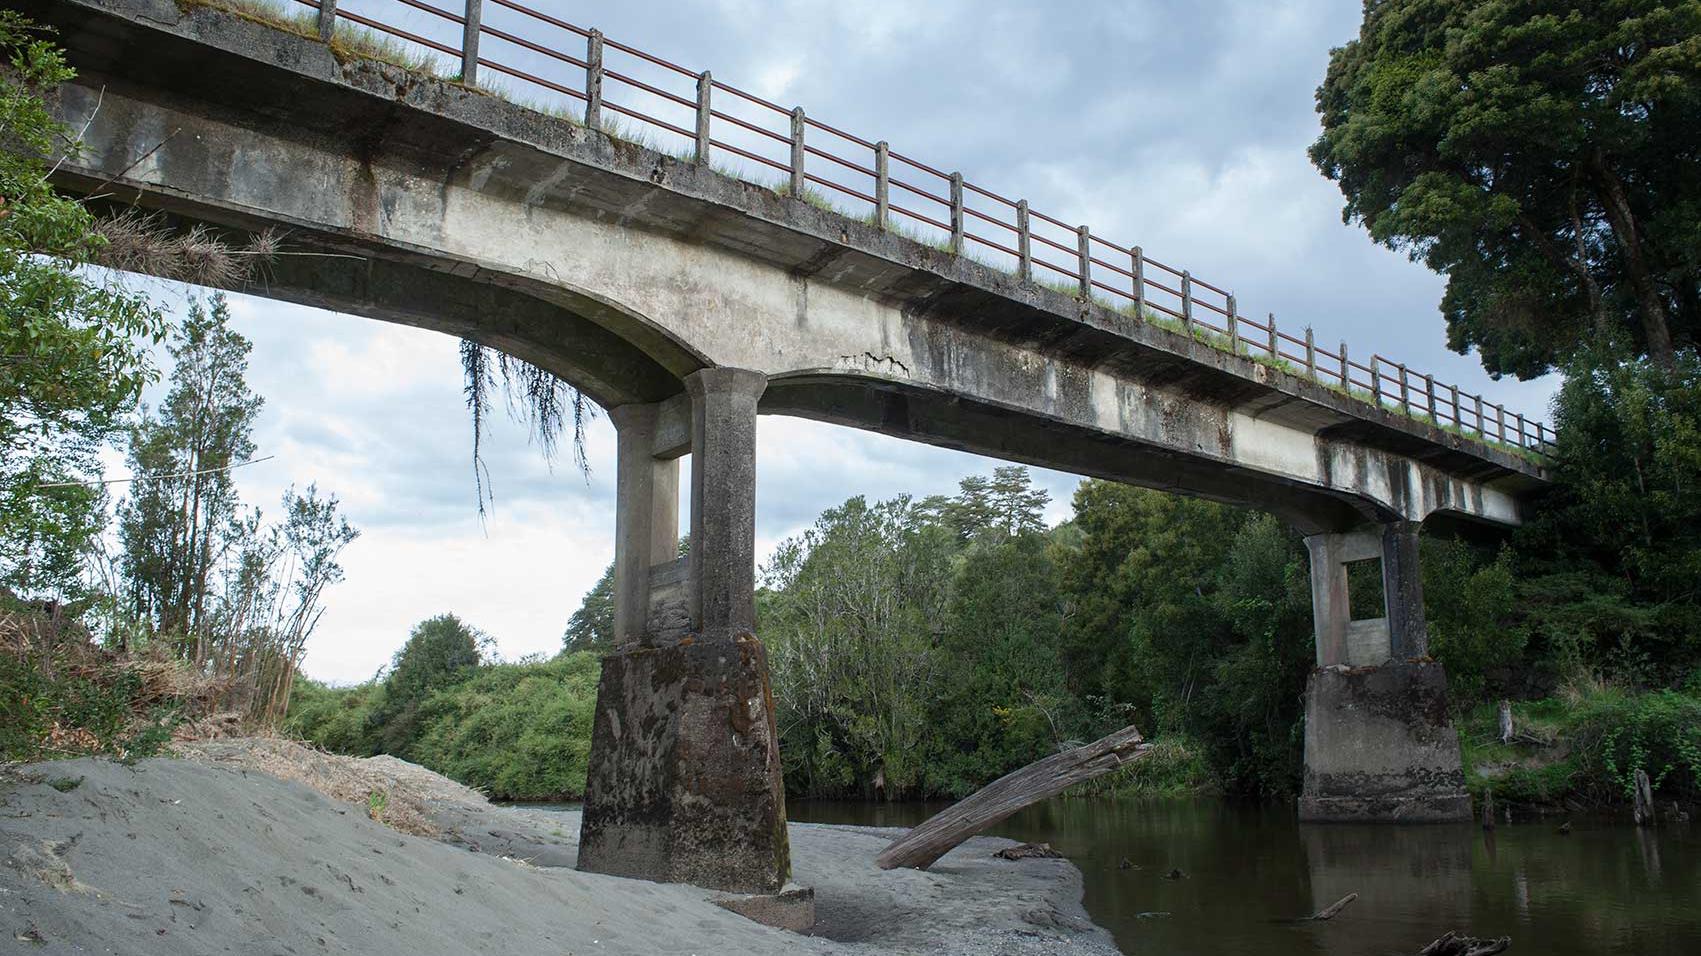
[1,753,1119,955]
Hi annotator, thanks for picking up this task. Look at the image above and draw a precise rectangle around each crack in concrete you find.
[840,352,910,375]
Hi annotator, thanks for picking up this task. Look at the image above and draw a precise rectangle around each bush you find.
[1,603,184,761]
[405,652,601,800]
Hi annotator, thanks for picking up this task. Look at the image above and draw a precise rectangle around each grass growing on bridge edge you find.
[164,0,1549,464]
[178,0,452,75]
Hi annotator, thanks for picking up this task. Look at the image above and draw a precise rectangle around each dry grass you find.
[175,736,489,837]
[91,210,281,288]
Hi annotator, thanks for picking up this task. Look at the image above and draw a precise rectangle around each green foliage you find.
[1595,688,1701,799]
[287,651,601,801]
[0,624,182,762]
[408,652,601,800]
[372,614,484,756]
[117,294,262,649]
[1461,683,1701,808]
[284,677,384,755]
[763,492,954,797]
[1422,537,1524,702]
[562,562,614,653]
[923,532,1071,796]
[1312,1,1701,374]
[0,13,166,600]
[1511,353,1701,683]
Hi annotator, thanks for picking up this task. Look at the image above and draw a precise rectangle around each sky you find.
[112,0,1561,683]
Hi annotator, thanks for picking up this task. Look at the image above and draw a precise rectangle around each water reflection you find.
[788,798,1701,955]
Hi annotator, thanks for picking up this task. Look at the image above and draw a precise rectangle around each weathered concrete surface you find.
[31,0,1548,538]
[712,883,817,933]
[578,633,790,893]
[1299,663,1473,822]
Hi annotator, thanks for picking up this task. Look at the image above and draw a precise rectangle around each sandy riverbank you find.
[1,740,1120,954]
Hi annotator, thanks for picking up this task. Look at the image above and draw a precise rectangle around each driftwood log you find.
[1418,931,1511,955]
[1307,892,1358,921]
[876,725,1148,870]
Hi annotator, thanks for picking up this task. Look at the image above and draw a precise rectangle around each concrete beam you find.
[33,0,1546,536]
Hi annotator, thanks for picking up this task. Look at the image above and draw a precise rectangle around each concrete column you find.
[1381,519,1427,659]
[608,403,680,646]
[1302,527,1384,667]
[1300,519,1467,822]
[685,367,766,640]
[579,368,793,901]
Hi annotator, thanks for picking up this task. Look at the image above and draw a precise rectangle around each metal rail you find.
[295,0,1554,456]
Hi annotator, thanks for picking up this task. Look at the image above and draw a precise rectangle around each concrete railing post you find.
[949,172,965,254]
[1451,385,1461,428]
[460,0,482,86]
[1496,404,1507,443]
[1131,246,1145,317]
[1267,313,1278,360]
[685,367,766,640]
[1180,271,1193,332]
[1304,326,1317,379]
[1076,225,1091,297]
[1397,363,1410,412]
[1226,294,1239,352]
[694,71,712,164]
[1425,374,1437,422]
[1475,394,1485,435]
[584,30,604,130]
[874,141,890,230]
[1370,356,1382,405]
[317,0,338,41]
[1016,200,1032,281]
[789,107,805,197]
[1339,341,1350,389]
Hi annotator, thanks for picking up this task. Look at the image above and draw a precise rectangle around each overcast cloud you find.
[117,1,1559,683]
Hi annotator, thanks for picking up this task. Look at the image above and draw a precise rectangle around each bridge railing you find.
[289,0,1554,458]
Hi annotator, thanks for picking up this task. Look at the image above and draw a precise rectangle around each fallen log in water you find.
[1418,930,1511,955]
[1307,892,1358,921]
[876,725,1149,870]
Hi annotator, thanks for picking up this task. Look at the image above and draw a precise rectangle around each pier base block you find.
[1299,661,1472,822]
[577,633,790,893]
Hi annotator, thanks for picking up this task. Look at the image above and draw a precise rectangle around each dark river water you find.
[785,797,1701,956]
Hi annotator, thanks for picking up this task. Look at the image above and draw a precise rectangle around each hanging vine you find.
[459,339,593,517]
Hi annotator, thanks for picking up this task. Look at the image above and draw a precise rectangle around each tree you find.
[1509,350,1701,682]
[563,562,614,653]
[761,494,954,796]
[925,531,1071,795]
[0,13,165,599]
[1311,0,1701,375]
[374,613,485,756]
[1055,481,1244,698]
[117,295,262,660]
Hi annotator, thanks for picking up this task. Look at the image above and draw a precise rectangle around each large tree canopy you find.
[1311,0,1701,376]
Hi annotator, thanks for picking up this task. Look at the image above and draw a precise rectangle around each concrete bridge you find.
[35,0,1548,900]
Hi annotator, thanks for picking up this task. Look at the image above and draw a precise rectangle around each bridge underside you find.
[38,0,1504,896]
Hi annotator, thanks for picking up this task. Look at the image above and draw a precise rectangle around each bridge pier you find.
[578,368,791,893]
[1298,521,1471,822]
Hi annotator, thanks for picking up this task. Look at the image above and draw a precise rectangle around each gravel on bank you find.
[1,742,1120,955]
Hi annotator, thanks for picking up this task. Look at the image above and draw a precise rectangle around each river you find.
[786,797,1701,955]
